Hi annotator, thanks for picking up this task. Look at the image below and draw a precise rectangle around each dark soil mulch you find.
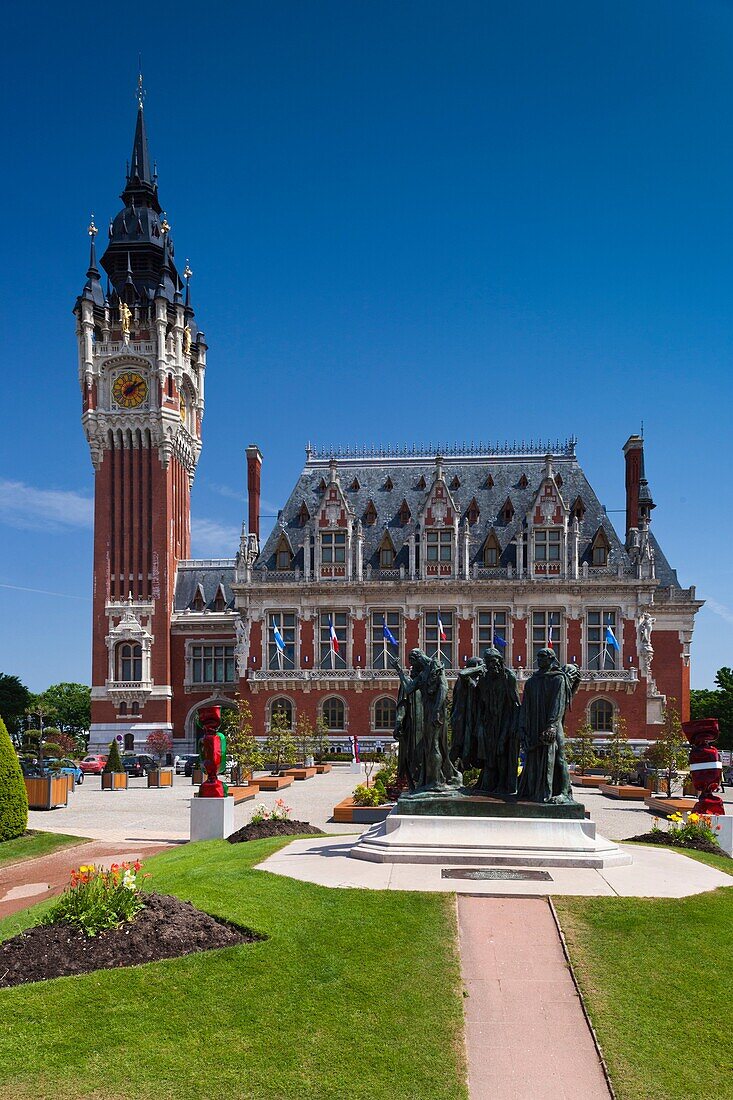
[630,832,730,857]
[227,819,322,843]
[0,893,263,989]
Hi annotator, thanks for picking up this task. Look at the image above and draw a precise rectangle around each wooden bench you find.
[572,775,607,788]
[315,764,332,774]
[255,774,294,791]
[599,783,647,800]
[332,797,393,824]
[285,767,317,780]
[227,784,259,805]
[644,795,697,817]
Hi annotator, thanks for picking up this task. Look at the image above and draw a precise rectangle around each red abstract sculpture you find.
[196,705,228,799]
[683,717,725,816]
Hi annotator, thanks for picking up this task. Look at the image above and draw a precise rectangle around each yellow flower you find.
[689,813,700,823]
[669,813,682,823]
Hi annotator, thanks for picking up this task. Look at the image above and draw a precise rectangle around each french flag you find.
[547,625,554,650]
[329,615,340,653]
[437,611,447,642]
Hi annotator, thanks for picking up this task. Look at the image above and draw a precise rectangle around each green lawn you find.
[0,837,467,1100]
[556,845,733,1100]
[0,831,89,867]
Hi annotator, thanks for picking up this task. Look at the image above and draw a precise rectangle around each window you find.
[213,586,227,611]
[268,612,296,670]
[124,733,135,750]
[118,642,142,681]
[572,496,585,521]
[425,610,454,668]
[477,610,509,654]
[192,587,205,612]
[319,612,348,669]
[483,531,501,567]
[466,498,480,525]
[531,611,563,666]
[321,531,346,564]
[398,499,411,525]
[587,610,618,670]
[374,697,396,731]
[591,529,610,567]
[501,497,514,523]
[590,699,614,733]
[191,644,236,684]
[322,696,345,730]
[371,610,401,668]
[270,697,293,730]
[119,701,127,715]
[534,529,561,562]
[364,500,377,525]
[426,529,452,563]
[379,533,396,568]
[275,534,292,571]
[298,501,310,526]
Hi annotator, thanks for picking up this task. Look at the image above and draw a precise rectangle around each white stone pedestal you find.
[190,795,234,841]
[350,811,632,868]
[712,815,732,856]
[350,761,364,774]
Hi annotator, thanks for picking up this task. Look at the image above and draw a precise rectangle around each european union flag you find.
[382,616,398,647]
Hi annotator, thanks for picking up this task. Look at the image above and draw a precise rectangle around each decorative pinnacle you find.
[136,59,145,110]
[88,214,98,237]
[183,259,193,280]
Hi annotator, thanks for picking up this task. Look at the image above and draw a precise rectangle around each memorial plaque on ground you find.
[441,868,553,881]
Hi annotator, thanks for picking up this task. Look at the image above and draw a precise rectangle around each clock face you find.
[112,371,148,409]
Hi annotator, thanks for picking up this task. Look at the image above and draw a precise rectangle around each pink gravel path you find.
[457,895,611,1099]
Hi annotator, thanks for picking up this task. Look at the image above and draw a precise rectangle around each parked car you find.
[184,755,201,777]
[122,753,156,777]
[176,753,199,775]
[45,758,84,784]
[19,758,44,777]
[79,754,108,774]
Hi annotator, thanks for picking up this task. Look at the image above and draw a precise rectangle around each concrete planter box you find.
[599,783,647,800]
[24,775,69,810]
[256,774,294,791]
[333,797,393,824]
[190,794,234,841]
[285,767,317,780]
[101,771,128,791]
[644,795,697,817]
[315,764,332,774]
[148,767,174,788]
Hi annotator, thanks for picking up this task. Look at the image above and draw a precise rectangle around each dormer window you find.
[501,497,515,523]
[398,499,411,526]
[298,501,311,526]
[379,531,396,568]
[349,477,360,492]
[449,475,461,490]
[466,498,480,525]
[384,476,393,491]
[317,477,327,493]
[485,474,494,489]
[534,528,561,562]
[591,528,610,567]
[213,585,227,612]
[192,586,206,612]
[518,473,528,489]
[572,496,586,522]
[364,500,377,526]
[426,529,452,563]
[275,533,293,571]
[483,530,501,567]
[416,475,427,490]
[321,531,346,564]
[555,474,563,488]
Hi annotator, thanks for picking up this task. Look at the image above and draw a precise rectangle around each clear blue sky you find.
[1,0,731,691]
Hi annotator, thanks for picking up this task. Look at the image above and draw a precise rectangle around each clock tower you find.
[74,81,207,751]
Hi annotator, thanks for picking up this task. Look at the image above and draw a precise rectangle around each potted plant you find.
[643,702,691,810]
[145,731,174,787]
[219,695,262,784]
[312,715,331,772]
[258,709,297,790]
[102,738,128,790]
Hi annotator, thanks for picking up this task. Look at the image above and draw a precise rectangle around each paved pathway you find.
[0,840,172,920]
[458,896,611,1099]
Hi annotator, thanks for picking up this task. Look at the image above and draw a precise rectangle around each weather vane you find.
[88,214,98,238]
[184,259,193,281]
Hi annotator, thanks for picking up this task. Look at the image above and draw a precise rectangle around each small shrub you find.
[42,860,151,937]
[104,739,124,773]
[0,717,28,841]
[353,784,388,807]
[145,730,173,764]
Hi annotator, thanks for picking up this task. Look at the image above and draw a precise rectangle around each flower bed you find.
[0,861,261,988]
[227,820,322,843]
[630,812,730,857]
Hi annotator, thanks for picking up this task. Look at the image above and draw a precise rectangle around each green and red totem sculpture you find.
[196,705,228,798]
[683,717,725,816]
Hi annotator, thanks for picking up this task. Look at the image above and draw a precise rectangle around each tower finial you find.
[137,57,145,110]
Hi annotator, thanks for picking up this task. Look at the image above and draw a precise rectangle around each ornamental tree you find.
[606,715,637,785]
[104,738,125,773]
[295,714,314,764]
[263,708,297,774]
[567,721,600,776]
[0,673,31,745]
[644,702,688,798]
[0,716,28,841]
[312,715,330,763]
[220,696,263,782]
[145,730,173,765]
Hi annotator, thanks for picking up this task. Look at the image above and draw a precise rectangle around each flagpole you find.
[437,610,442,667]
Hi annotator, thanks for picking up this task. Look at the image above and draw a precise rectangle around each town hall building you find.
[75,92,703,755]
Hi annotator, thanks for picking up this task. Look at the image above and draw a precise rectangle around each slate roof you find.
[254,442,680,588]
[173,562,236,612]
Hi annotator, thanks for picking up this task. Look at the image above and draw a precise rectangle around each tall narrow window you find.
[322,696,346,730]
[425,610,453,668]
[373,697,396,731]
[321,531,346,564]
[319,612,347,669]
[268,612,297,669]
[482,531,501,567]
[270,697,293,730]
[379,532,396,568]
[371,610,401,668]
[590,699,614,733]
[275,534,293,571]
[191,644,236,684]
[531,611,563,666]
[118,643,142,681]
[587,610,618,670]
[426,529,452,563]
[477,610,509,655]
[591,529,610,567]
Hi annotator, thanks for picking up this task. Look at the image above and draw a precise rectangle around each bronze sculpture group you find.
[389,645,581,805]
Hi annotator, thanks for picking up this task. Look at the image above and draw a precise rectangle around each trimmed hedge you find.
[104,738,124,773]
[0,716,28,841]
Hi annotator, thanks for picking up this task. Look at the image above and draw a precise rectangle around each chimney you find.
[246,445,263,541]
[623,435,643,537]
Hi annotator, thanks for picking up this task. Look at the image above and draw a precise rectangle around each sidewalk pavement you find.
[0,840,173,920]
[458,896,611,1099]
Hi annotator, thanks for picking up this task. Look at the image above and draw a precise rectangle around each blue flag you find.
[382,616,398,647]
[493,634,507,649]
[272,618,286,653]
[604,626,620,651]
